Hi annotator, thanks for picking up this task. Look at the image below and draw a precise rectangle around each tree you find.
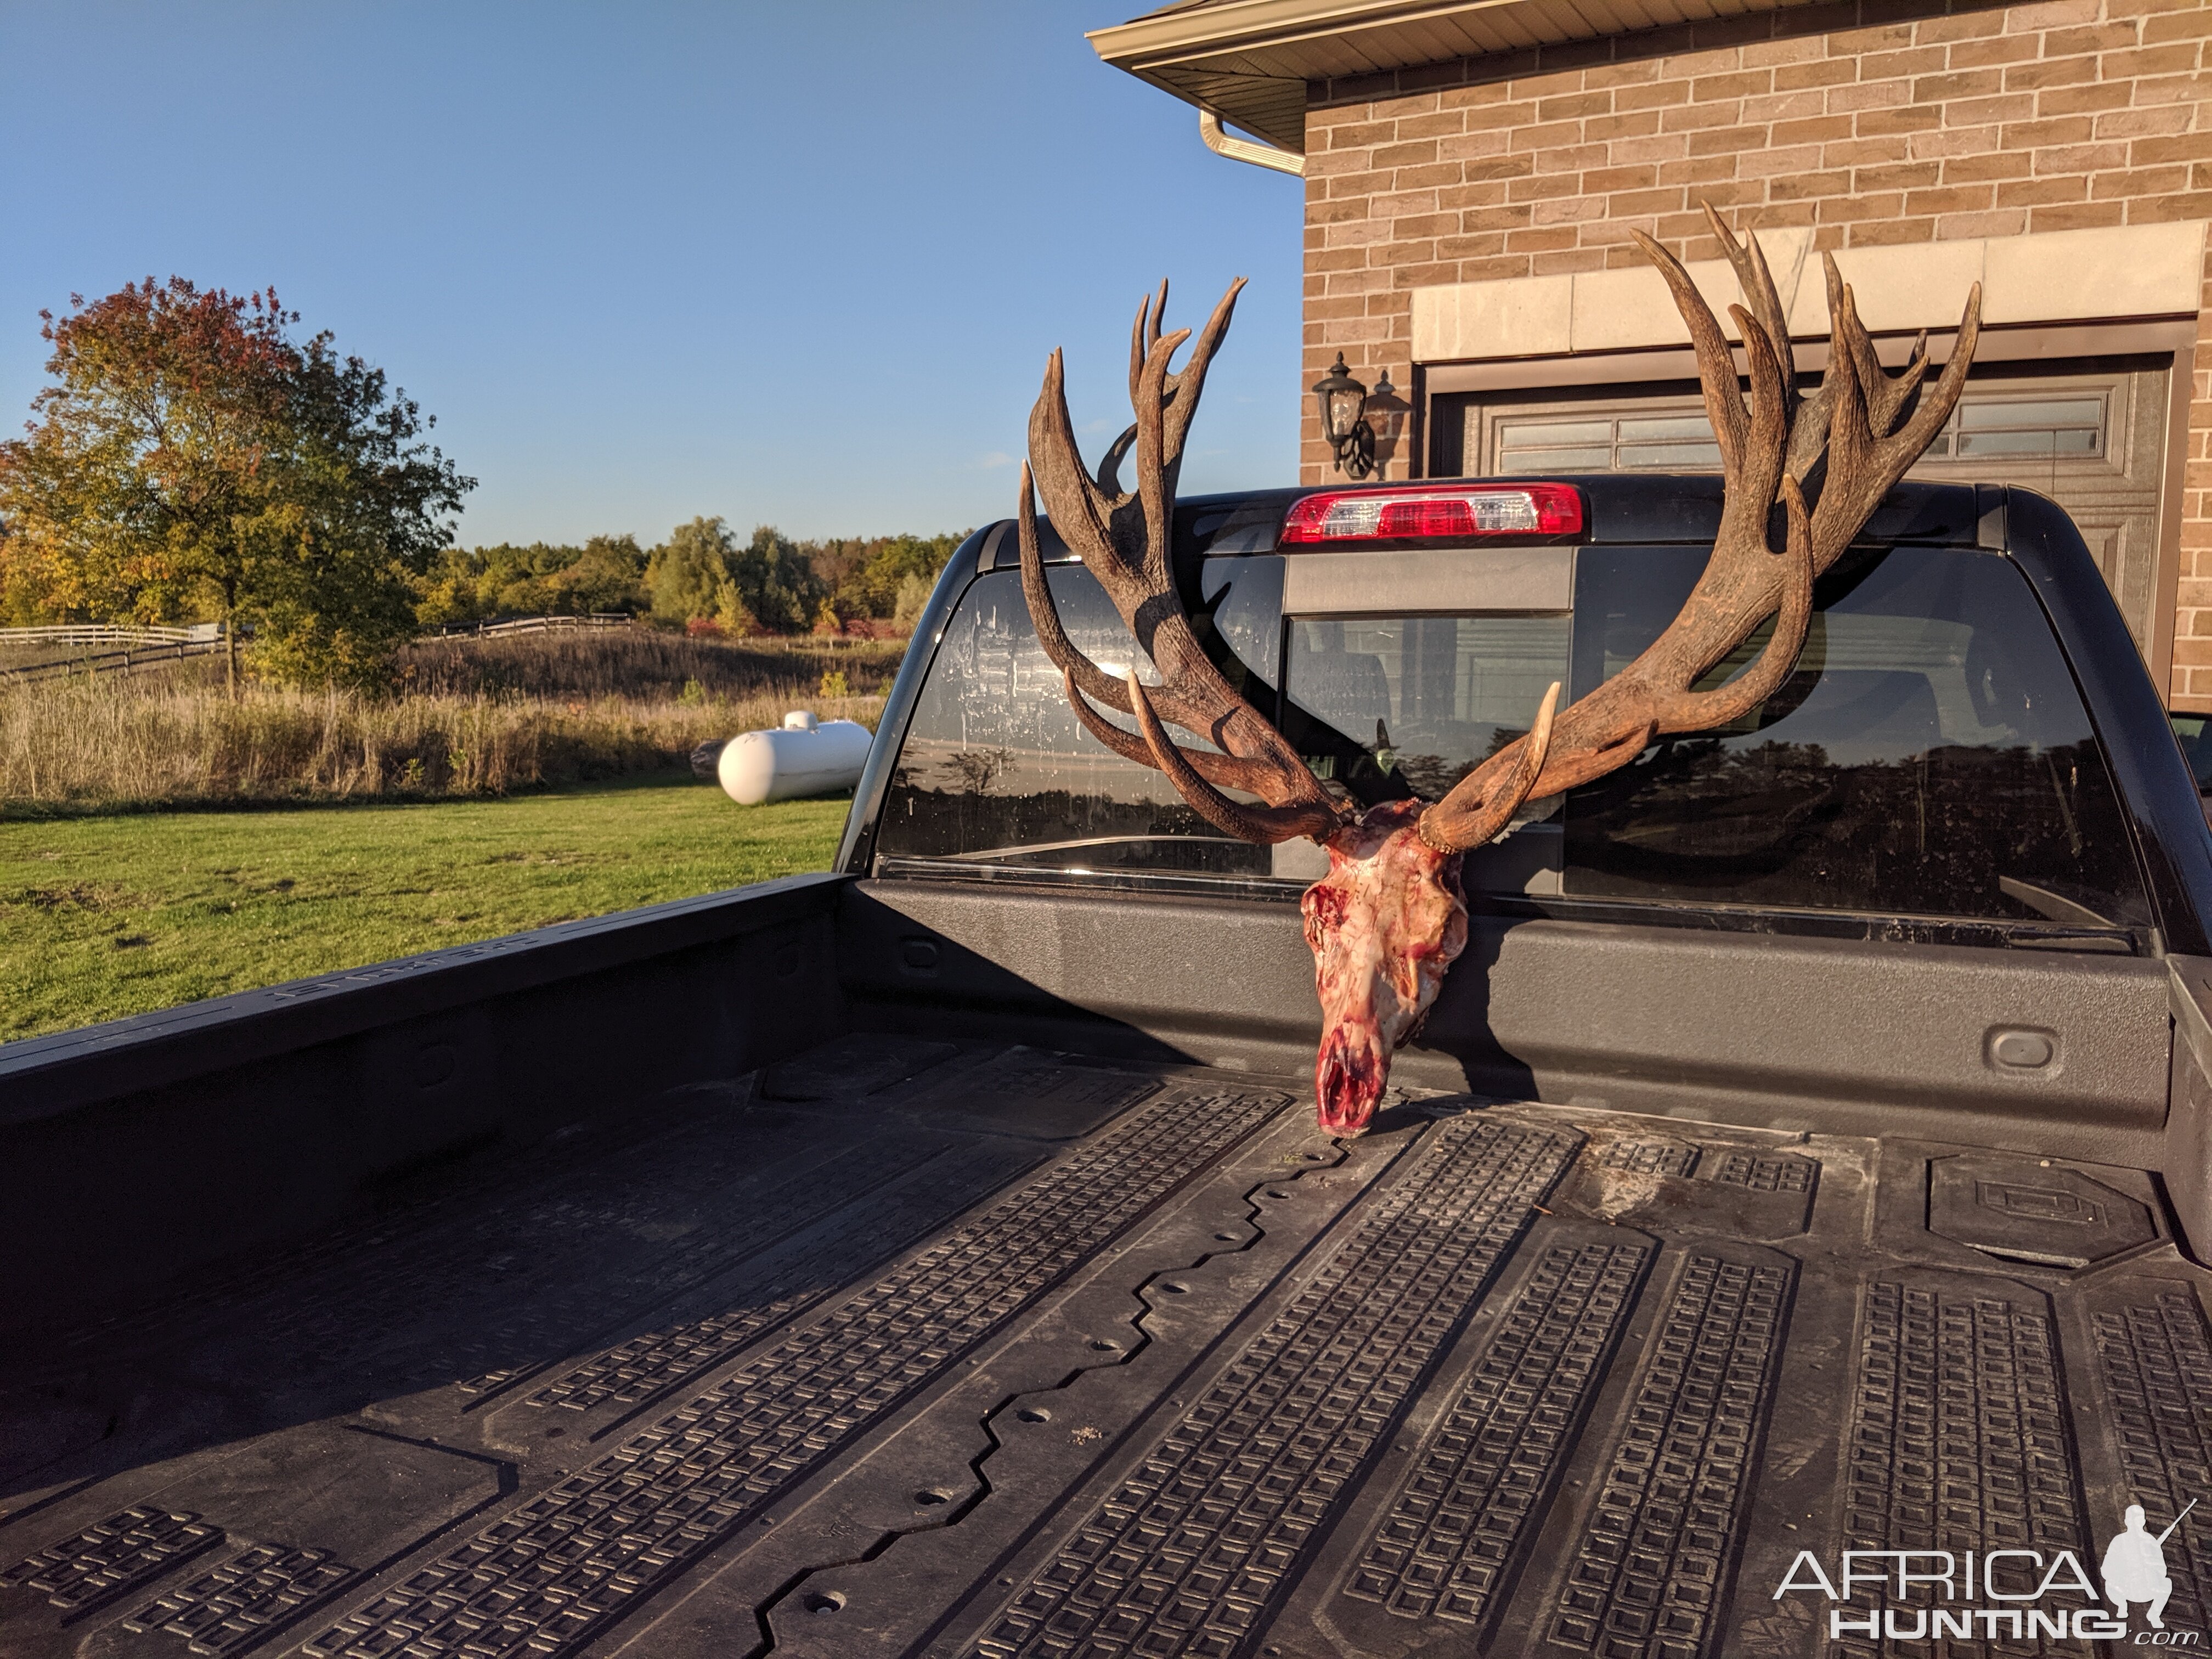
[0,278,472,690]
[645,518,823,634]
[646,516,735,626]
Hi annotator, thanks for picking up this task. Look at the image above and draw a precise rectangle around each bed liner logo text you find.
[1775,1499,2200,1644]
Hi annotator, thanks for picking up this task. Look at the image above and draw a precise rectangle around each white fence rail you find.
[0,623,224,648]
[432,613,636,639]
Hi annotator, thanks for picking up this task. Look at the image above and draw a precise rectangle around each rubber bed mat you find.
[2,1035,2205,1658]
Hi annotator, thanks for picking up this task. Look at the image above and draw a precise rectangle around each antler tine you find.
[1128,280,1168,414]
[1019,279,1347,845]
[1809,274,1981,568]
[1630,229,1748,475]
[1415,682,1561,854]
[1702,203,1799,417]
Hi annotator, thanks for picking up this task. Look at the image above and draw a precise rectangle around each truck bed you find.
[4,1030,2202,1659]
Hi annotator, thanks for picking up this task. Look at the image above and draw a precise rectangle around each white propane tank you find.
[715,710,872,805]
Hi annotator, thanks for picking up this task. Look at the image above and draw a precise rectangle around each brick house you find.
[1091,0,2212,709]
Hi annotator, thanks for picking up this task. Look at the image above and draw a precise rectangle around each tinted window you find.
[1283,615,1569,800]
[876,563,1281,878]
[1564,544,2148,926]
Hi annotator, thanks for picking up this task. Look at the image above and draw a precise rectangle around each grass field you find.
[0,775,848,1042]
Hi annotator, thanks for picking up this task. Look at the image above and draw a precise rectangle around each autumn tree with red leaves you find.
[0,278,472,690]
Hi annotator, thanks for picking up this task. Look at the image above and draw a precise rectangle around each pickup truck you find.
[4,475,2209,1659]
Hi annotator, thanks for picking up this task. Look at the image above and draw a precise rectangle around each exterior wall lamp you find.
[1313,354,1389,480]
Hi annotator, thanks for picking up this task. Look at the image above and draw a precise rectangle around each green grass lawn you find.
[0,774,849,1043]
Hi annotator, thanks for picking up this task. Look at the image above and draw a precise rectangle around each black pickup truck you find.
[5,476,2210,1659]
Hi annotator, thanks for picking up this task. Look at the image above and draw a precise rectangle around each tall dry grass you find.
[1,631,907,810]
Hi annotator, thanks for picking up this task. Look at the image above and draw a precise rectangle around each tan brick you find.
[1531,247,1615,274]
[2001,116,2096,147]
[1508,171,1598,202]
[1827,21,1918,55]
[1849,215,1938,243]
[1582,59,1665,89]
[1393,162,1466,190]
[1307,198,1373,226]
[1659,154,1745,185]
[1436,231,1511,259]
[1940,93,2039,126]
[2001,0,2102,30]
[1505,224,1585,251]
[1937,208,2030,236]
[1373,139,1441,169]
[2043,21,2149,54]
[2145,7,2212,42]
[2089,164,2192,198]
[2126,127,2212,160]
[1818,190,1908,221]
[1369,187,1441,216]
[2035,80,2141,116]
[1688,125,1773,155]
[1583,111,1663,143]
[1741,89,1831,125]
[1856,105,1946,135]
[1464,99,1543,133]
[1455,253,1539,282]
[1774,58,1859,91]
[2033,140,2131,173]
[1438,180,1513,210]
[1610,132,1694,164]
[1320,119,1400,150]
[1508,69,1589,101]
[1437,131,1514,163]
[1943,151,2034,183]
[2129,190,2212,221]
[1436,82,1520,111]
[1995,173,2090,205]
[1692,69,1774,100]
[1858,160,1944,191]
[1858,46,1951,81]
[1771,114,1857,146]
[1457,154,1536,181]
[1742,35,1831,66]
[1389,211,1460,239]
[1508,119,1592,153]
[1754,199,1821,228]
[1904,182,1996,214]
[1459,204,1534,232]
[1660,45,1747,78]
[1401,108,1477,140]
[1824,135,1913,165]
[1945,33,2041,69]
[1581,162,1660,193]
[1910,124,2000,159]
[1617,78,1695,110]
[1769,167,1854,199]
[2006,56,2102,93]
[1827,77,1914,113]
[1915,10,2008,44]
[1914,69,2007,103]
[1326,170,1394,200]
[1538,91,1613,121]
[1606,184,1691,215]
[2103,43,2206,80]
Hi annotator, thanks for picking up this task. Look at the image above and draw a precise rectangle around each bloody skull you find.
[1300,799,1468,1136]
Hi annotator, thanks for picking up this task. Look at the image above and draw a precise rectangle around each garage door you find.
[1438,356,2172,656]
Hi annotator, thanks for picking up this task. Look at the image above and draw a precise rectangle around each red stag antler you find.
[1019,208,1980,1134]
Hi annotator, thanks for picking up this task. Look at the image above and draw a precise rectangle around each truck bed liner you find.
[2,1035,2203,1658]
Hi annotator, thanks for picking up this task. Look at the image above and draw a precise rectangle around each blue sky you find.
[0,3,1305,547]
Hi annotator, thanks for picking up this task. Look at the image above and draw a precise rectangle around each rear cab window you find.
[874,495,2151,947]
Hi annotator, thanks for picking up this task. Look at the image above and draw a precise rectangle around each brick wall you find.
[1298,0,2212,702]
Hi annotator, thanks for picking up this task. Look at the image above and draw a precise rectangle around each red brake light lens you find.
[1280,483,1584,544]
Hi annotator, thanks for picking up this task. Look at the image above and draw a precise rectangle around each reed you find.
[0,632,903,809]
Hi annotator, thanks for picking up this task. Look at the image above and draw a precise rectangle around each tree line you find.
[417,522,965,636]
[0,276,966,691]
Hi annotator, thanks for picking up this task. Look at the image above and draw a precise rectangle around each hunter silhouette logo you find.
[2103,1499,2194,1632]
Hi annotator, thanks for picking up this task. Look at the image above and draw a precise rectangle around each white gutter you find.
[1199,110,1305,177]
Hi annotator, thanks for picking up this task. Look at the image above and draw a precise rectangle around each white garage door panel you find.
[1447,357,2171,654]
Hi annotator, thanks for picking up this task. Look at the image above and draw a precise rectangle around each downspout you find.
[1198,110,1304,177]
